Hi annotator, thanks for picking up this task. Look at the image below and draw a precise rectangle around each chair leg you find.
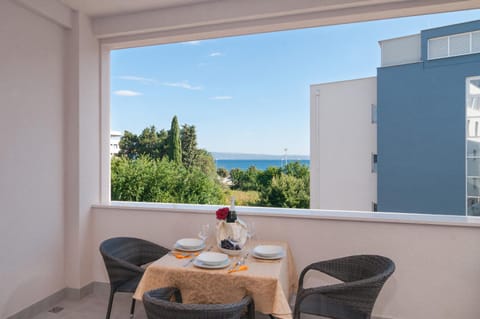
[130,298,136,319]
[106,289,115,319]
[247,301,255,319]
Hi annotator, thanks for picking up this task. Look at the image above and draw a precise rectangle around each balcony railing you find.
[91,203,480,319]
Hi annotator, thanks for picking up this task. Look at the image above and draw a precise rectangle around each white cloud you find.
[210,96,233,100]
[184,40,201,45]
[209,52,223,57]
[118,75,157,84]
[114,90,143,96]
[162,81,202,90]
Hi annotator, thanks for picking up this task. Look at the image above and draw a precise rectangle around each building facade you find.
[110,131,122,157]
[310,78,378,211]
[311,20,480,216]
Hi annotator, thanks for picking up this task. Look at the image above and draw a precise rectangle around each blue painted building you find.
[377,20,480,215]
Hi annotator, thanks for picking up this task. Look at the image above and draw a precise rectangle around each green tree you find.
[118,131,139,159]
[181,124,198,169]
[137,126,168,159]
[229,168,243,190]
[217,167,228,178]
[229,166,259,191]
[111,156,225,204]
[282,161,310,179]
[259,174,309,208]
[118,127,168,160]
[168,116,182,164]
[193,149,217,177]
[257,166,282,189]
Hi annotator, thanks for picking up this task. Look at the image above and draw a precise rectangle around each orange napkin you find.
[228,265,248,273]
[173,252,199,259]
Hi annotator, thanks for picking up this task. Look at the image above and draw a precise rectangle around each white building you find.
[311,21,480,215]
[110,130,122,157]
[310,77,377,211]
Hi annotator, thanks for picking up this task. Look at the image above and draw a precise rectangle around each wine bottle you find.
[227,196,237,223]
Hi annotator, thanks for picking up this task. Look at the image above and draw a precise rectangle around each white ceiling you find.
[60,0,480,20]
[60,0,217,17]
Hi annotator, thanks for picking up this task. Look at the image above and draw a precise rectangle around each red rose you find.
[216,207,229,220]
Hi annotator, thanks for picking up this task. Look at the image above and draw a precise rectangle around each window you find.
[372,153,378,173]
[473,31,480,53]
[466,77,480,216]
[428,37,448,59]
[104,10,480,217]
[449,33,470,56]
[428,30,480,60]
[110,32,310,209]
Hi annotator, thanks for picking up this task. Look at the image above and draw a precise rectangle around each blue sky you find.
[111,9,480,156]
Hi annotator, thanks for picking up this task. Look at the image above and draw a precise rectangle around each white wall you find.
[63,10,100,290]
[380,34,421,67]
[77,11,101,288]
[310,78,377,211]
[91,206,480,319]
[0,1,66,317]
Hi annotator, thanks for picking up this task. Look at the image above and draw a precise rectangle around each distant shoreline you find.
[211,151,309,161]
[216,159,310,171]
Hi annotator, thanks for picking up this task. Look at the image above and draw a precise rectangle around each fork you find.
[228,253,249,272]
[228,258,242,272]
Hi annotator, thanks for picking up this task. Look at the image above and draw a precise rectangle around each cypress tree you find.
[168,115,182,164]
[181,124,198,169]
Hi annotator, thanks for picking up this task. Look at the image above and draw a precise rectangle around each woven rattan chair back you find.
[143,287,255,319]
[99,237,169,319]
[294,254,395,319]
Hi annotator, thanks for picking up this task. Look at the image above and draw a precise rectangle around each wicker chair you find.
[99,237,170,319]
[293,255,395,319]
[143,287,255,319]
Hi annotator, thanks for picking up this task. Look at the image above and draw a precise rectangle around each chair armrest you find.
[108,254,145,276]
[298,260,334,290]
[299,255,395,288]
[139,242,170,265]
[295,277,389,317]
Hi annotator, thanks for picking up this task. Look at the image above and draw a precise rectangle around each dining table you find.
[133,241,298,319]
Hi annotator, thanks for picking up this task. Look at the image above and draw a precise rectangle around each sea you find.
[215,159,310,171]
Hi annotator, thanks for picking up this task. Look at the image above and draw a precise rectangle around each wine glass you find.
[198,224,210,244]
[246,221,256,248]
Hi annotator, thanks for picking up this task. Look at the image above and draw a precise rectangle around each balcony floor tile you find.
[30,289,272,319]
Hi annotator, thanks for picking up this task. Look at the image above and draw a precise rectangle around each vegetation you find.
[230,190,259,206]
[111,116,310,208]
[168,116,182,164]
[111,156,224,204]
[229,162,310,208]
[217,167,229,178]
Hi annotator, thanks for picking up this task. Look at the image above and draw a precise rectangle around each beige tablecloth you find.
[134,241,297,319]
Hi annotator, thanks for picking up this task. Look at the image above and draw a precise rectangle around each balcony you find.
[2,1,480,319]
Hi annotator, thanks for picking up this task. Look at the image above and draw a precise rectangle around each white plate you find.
[253,245,284,257]
[174,242,206,252]
[193,258,231,269]
[252,251,285,260]
[176,238,205,249]
[196,252,228,265]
